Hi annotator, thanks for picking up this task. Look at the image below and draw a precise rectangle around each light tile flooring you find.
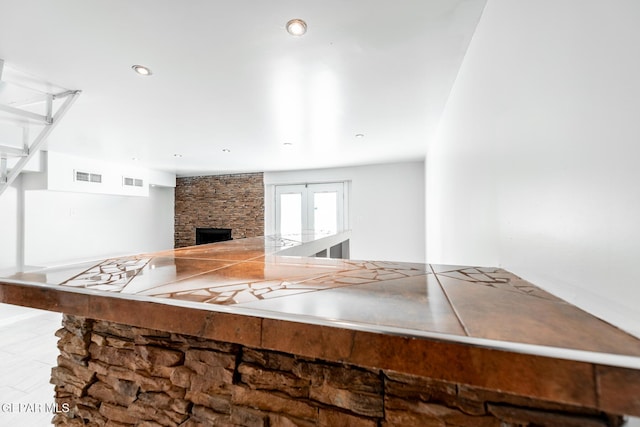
[0,303,61,426]
[0,302,638,427]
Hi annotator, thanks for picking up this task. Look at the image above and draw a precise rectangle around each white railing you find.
[275,230,352,259]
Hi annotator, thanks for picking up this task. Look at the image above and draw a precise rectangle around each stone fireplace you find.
[174,173,264,248]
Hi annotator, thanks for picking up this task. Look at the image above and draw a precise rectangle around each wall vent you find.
[123,176,144,187]
[75,170,102,183]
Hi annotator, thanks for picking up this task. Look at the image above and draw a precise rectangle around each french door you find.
[275,182,345,238]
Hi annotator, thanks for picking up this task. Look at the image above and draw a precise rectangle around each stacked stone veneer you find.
[174,173,264,248]
[51,315,624,427]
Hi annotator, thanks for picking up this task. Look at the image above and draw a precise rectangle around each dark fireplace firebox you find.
[195,228,232,245]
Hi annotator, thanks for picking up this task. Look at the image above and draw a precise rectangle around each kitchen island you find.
[1,234,639,426]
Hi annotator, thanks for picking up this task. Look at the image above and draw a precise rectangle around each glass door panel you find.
[312,191,337,237]
[275,185,307,238]
[280,193,302,236]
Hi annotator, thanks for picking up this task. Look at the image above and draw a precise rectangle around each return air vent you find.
[74,170,102,183]
[123,176,144,187]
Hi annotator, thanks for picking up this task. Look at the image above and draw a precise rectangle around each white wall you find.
[24,185,174,267]
[1,176,174,272]
[0,151,177,270]
[427,0,640,336]
[45,151,175,197]
[265,161,425,263]
[0,177,21,272]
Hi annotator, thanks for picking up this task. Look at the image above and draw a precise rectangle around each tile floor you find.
[0,303,61,426]
[0,303,639,426]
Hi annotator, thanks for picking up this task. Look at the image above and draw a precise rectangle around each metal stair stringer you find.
[0,59,81,197]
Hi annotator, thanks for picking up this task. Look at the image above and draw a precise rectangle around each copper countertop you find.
[1,235,640,415]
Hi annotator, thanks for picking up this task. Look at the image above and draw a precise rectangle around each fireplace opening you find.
[196,228,232,245]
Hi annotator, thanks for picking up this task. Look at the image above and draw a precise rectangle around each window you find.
[275,182,346,238]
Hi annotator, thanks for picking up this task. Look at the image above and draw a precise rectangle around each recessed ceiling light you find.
[173,153,182,158]
[132,65,152,76]
[355,133,365,138]
[222,148,231,153]
[286,19,307,36]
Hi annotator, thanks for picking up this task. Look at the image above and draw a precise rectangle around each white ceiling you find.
[0,0,486,176]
